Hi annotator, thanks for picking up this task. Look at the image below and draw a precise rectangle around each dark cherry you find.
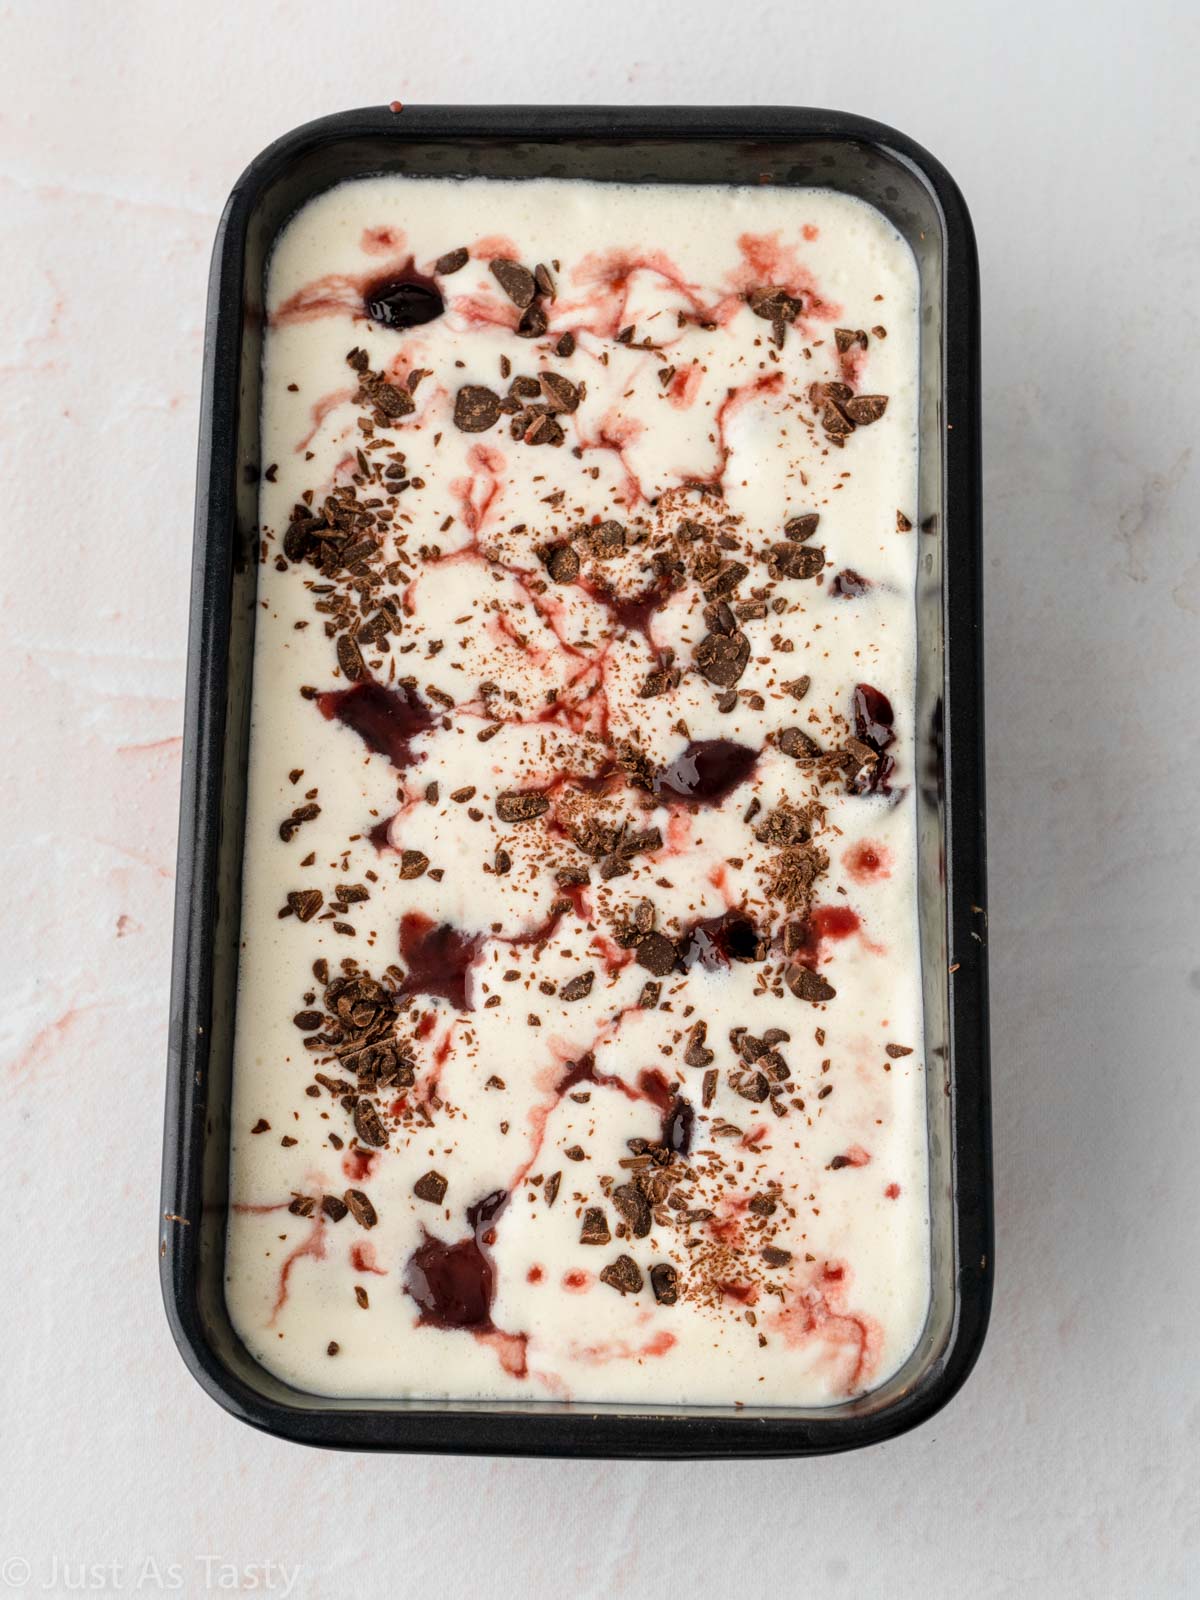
[851,682,896,795]
[317,681,435,772]
[633,1069,695,1155]
[677,910,765,971]
[853,683,895,750]
[367,815,394,851]
[404,1189,509,1329]
[398,913,483,1010]
[405,1232,492,1327]
[363,268,445,329]
[653,740,758,807]
[831,568,873,598]
[662,1095,695,1156]
[636,1067,673,1113]
[579,572,676,652]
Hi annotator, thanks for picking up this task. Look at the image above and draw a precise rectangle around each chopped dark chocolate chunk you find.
[729,1068,770,1103]
[287,888,323,922]
[453,384,502,432]
[544,542,581,583]
[434,246,469,275]
[635,931,677,977]
[761,1245,793,1267]
[292,1009,324,1031]
[564,1144,586,1162]
[886,1043,914,1058]
[784,513,820,541]
[612,1182,653,1238]
[517,303,549,338]
[683,1021,713,1068]
[786,965,837,1003]
[337,633,368,682]
[835,327,868,352]
[353,1097,389,1148]
[580,1207,611,1245]
[489,258,537,308]
[650,1263,679,1305]
[844,394,888,424]
[495,790,550,823]
[543,1172,561,1207]
[779,726,822,760]
[694,630,751,687]
[639,665,681,698]
[560,971,595,1002]
[703,561,750,603]
[783,675,811,701]
[556,331,576,357]
[343,1189,378,1228]
[321,1194,349,1222]
[525,412,564,447]
[767,543,825,581]
[413,1170,448,1204]
[398,849,429,879]
[599,1254,644,1295]
[539,371,580,413]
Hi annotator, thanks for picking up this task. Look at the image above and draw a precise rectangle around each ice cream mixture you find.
[225,174,931,1405]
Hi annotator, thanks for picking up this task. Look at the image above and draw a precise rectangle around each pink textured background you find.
[2,3,1197,1596]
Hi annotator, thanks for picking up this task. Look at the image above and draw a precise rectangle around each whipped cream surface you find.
[225,174,930,1405]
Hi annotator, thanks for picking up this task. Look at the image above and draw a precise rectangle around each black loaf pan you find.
[160,104,991,1457]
